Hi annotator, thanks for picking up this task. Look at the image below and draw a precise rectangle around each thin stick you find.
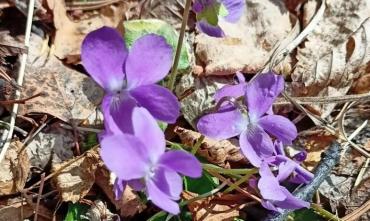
[342,200,370,221]
[167,0,192,91]
[207,170,262,203]
[34,173,45,221]
[0,0,35,162]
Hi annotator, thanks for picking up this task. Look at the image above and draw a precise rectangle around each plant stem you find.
[191,135,204,154]
[203,163,258,175]
[311,203,341,221]
[167,0,192,91]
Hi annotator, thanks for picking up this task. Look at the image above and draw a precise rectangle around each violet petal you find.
[258,114,297,144]
[125,34,173,88]
[246,72,284,118]
[221,0,245,23]
[258,162,286,201]
[110,94,137,134]
[197,108,247,140]
[131,107,165,163]
[146,179,180,215]
[274,187,310,210]
[130,84,180,123]
[100,133,149,180]
[81,27,127,92]
[113,178,127,200]
[158,150,202,178]
[196,20,225,37]
[152,166,182,200]
[214,82,246,102]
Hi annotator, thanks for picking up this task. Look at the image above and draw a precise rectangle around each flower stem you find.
[311,203,341,221]
[203,163,258,175]
[191,135,204,154]
[167,0,192,91]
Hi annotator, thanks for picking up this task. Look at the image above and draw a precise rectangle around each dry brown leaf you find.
[183,191,242,221]
[95,166,146,217]
[52,149,100,203]
[0,141,30,195]
[140,0,187,30]
[352,73,370,94]
[47,0,128,62]
[18,58,104,122]
[292,0,370,116]
[0,197,34,221]
[26,126,74,170]
[195,0,295,75]
[11,34,104,122]
[175,127,245,167]
[298,133,336,170]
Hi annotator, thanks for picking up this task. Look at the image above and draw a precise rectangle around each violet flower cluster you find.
[193,0,245,37]
[81,27,202,215]
[197,72,314,212]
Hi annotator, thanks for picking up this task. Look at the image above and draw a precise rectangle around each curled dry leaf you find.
[83,200,119,221]
[195,0,296,75]
[0,141,30,196]
[175,127,245,167]
[183,191,242,221]
[52,149,100,203]
[292,0,370,116]
[95,167,146,217]
[46,0,129,62]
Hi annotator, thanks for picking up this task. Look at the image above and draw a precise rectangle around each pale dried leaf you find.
[26,126,74,169]
[13,34,104,122]
[52,149,100,203]
[83,200,119,221]
[175,74,233,127]
[195,0,295,75]
[175,127,245,167]
[292,0,370,116]
[47,0,128,62]
[0,197,34,221]
[183,192,241,221]
[95,167,146,217]
[0,141,30,195]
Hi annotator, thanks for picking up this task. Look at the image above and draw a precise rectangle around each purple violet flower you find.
[81,27,180,134]
[197,72,297,167]
[272,141,313,184]
[258,162,310,212]
[193,0,245,37]
[100,107,202,214]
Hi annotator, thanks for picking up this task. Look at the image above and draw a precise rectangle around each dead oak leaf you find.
[52,149,100,203]
[195,0,296,76]
[46,0,128,62]
[0,141,30,196]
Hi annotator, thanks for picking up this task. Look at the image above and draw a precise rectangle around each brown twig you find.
[342,200,370,221]
[274,93,370,105]
[0,92,44,105]
[34,173,45,221]
[207,170,262,203]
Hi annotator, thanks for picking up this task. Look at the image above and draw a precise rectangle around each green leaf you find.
[64,203,89,221]
[196,3,228,26]
[158,121,168,131]
[290,208,324,221]
[184,170,219,194]
[81,132,98,152]
[123,19,191,71]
